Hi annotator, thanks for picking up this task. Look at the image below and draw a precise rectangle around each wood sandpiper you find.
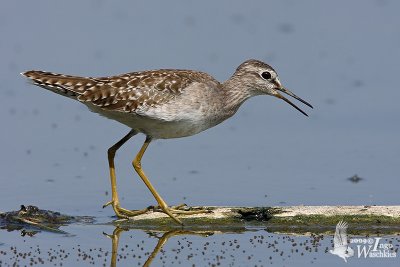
[22,59,313,225]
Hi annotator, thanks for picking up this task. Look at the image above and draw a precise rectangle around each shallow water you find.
[1,0,400,266]
[1,222,399,267]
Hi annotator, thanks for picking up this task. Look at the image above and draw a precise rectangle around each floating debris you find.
[347,174,364,183]
[0,205,94,235]
[238,207,274,221]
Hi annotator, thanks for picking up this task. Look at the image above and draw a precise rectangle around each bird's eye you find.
[261,71,272,80]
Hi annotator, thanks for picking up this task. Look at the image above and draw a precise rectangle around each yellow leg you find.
[105,133,212,223]
[103,130,149,218]
[132,136,184,225]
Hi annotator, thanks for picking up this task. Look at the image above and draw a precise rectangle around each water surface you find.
[1,0,399,266]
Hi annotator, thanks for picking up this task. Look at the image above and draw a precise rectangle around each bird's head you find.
[234,59,313,116]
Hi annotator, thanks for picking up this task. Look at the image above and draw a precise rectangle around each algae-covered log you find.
[114,205,400,234]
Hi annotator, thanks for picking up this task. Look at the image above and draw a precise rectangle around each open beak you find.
[272,81,313,117]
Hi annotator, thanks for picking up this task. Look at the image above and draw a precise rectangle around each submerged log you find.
[114,205,400,234]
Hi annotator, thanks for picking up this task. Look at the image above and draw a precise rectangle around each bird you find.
[21,59,313,225]
[329,221,354,262]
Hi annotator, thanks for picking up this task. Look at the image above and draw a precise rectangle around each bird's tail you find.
[21,70,95,99]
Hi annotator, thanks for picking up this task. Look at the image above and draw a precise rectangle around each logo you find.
[329,221,354,262]
[330,220,397,262]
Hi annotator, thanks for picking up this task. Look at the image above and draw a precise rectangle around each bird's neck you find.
[220,76,258,115]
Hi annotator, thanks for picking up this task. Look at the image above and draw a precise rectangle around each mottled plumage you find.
[21,60,312,225]
[22,69,219,112]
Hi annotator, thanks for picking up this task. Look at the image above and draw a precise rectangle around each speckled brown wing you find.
[22,70,217,113]
[78,70,199,113]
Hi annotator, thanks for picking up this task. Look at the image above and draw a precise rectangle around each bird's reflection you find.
[104,227,214,267]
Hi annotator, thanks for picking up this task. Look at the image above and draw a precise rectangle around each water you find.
[1,223,399,266]
[1,0,399,266]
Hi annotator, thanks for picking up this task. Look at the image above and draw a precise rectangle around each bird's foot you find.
[150,204,213,215]
[104,201,212,225]
[145,204,211,225]
[103,200,149,218]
